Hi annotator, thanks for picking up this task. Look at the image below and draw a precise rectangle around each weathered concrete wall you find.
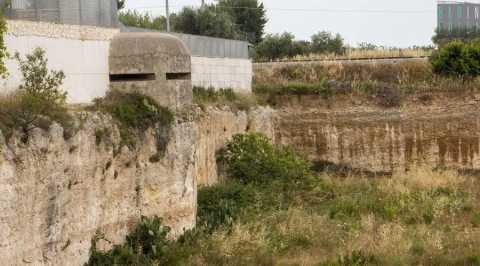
[191,57,252,93]
[0,113,196,266]
[273,95,480,173]
[195,106,275,186]
[109,33,192,111]
[2,20,119,103]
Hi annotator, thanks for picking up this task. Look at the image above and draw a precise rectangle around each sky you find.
[125,0,438,47]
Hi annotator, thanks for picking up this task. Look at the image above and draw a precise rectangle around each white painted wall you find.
[191,57,252,93]
[3,35,111,103]
[1,20,118,104]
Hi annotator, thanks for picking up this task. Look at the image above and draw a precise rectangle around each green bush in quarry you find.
[218,133,313,184]
[86,216,182,266]
[430,39,480,78]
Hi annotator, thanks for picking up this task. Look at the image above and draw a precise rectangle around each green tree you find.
[0,48,69,140]
[217,0,267,44]
[310,31,346,55]
[174,5,239,39]
[119,10,166,30]
[430,40,472,77]
[255,32,301,60]
[117,0,125,10]
[0,11,8,77]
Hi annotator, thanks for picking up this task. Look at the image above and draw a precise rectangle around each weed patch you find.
[193,86,257,111]
[92,90,173,155]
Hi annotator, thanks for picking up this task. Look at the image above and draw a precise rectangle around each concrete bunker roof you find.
[110,32,190,57]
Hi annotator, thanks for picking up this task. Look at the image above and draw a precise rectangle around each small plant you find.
[95,128,109,146]
[86,216,178,266]
[93,90,174,154]
[218,133,312,184]
[0,11,8,77]
[472,212,480,227]
[0,48,71,142]
[430,39,480,78]
[193,86,257,111]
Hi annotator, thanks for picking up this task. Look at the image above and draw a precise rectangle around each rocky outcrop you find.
[194,106,275,186]
[0,112,196,266]
[273,94,480,173]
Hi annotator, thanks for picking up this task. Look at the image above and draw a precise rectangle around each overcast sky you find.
[125,0,438,47]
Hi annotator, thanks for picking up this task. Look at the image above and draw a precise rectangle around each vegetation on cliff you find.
[193,86,258,111]
[92,90,174,156]
[87,133,480,266]
[253,59,480,108]
[0,48,72,141]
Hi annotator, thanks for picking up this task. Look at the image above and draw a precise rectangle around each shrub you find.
[86,216,180,266]
[93,90,174,153]
[430,39,480,78]
[310,31,346,55]
[0,48,71,141]
[218,133,312,184]
[197,182,256,232]
[193,86,257,111]
[0,12,7,77]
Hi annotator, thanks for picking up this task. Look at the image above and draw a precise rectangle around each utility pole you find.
[166,0,171,32]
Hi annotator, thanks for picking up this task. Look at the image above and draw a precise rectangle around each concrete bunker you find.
[109,32,193,109]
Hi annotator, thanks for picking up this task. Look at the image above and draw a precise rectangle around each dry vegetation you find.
[89,133,480,266]
[185,167,480,266]
[282,48,432,62]
[253,60,480,107]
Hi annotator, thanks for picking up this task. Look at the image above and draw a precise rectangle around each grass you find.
[91,90,174,155]
[88,133,480,266]
[257,47,433,63]
[253,60,480,107]
[193,87,259,111]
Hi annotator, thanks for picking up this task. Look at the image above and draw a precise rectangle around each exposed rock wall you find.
[273,95,480,173]
[195,107,275,186]
[0,113,196,266]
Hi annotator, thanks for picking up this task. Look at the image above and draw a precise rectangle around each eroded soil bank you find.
[272,91,480,174]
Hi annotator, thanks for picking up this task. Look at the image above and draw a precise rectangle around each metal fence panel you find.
[120,26,251,59]
[4,0,118,28]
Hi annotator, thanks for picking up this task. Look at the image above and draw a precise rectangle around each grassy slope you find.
[186,168,480,266]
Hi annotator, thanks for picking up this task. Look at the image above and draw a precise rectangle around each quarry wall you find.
[2,96,480,265]
[195,106,275,186]
[0,113,196,266]
[273,94,480,174]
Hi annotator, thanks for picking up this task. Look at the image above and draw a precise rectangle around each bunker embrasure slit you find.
[166,72,191,80]
[110,73,156,82]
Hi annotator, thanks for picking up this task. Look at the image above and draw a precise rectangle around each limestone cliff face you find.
[195,106,275,186]
[273,95,480,173]
[3,97,480,266]
[0,112,196,266]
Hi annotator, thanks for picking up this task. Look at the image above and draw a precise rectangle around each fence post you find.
[78,0,82,25]
[34,0,39,21]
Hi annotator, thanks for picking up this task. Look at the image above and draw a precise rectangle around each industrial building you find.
[437,1,480,31]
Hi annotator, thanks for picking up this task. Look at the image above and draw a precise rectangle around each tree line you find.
[118,0,267,45]
[117,0,346,61]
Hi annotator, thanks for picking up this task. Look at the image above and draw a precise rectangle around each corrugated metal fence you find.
[1,0,118,27]
[122,26,251,59]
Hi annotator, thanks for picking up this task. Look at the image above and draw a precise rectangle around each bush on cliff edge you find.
[0,48,71,142]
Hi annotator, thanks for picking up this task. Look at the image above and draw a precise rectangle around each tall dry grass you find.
[284,48,432,62]
[187,168,480,266]
[254,60,480,95]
